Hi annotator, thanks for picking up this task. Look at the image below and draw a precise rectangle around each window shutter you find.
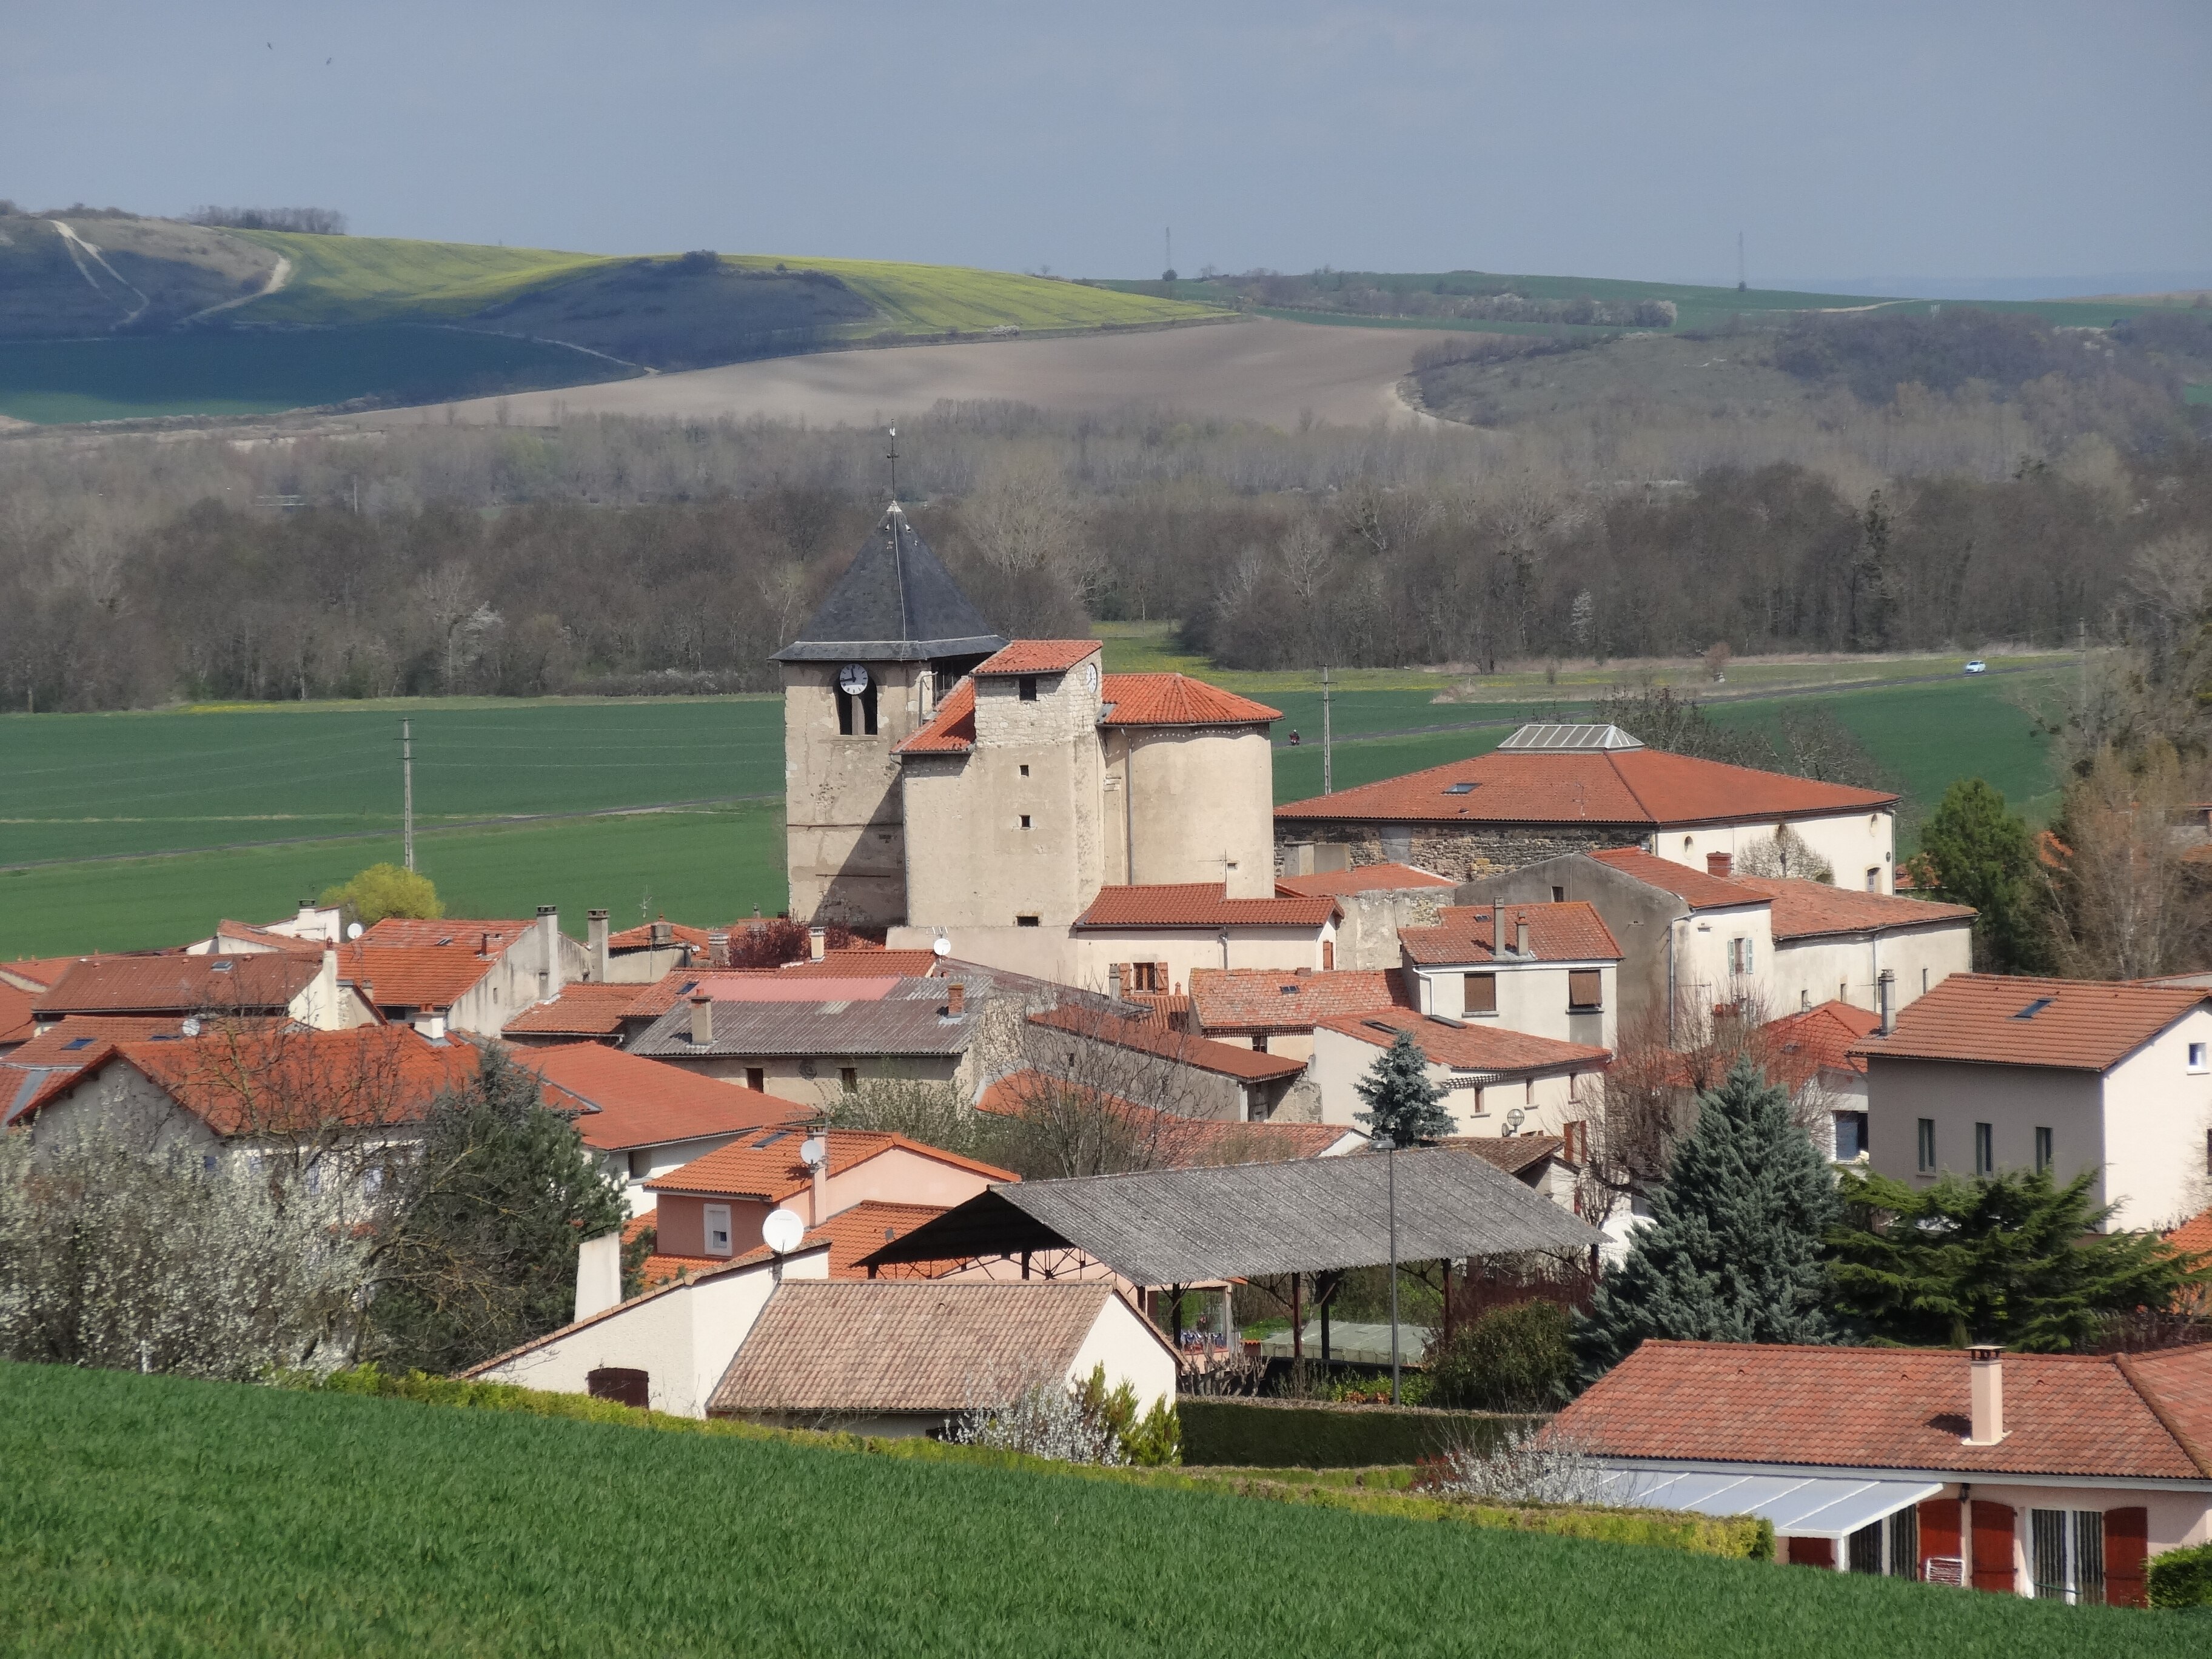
[1785,1536,1835,1568]
[1464,973,1496,1014]
[1567,970,1601,1010]
[1970,1501,2017,1594]
[2103,1506,2148,1608]
[1917,1498,1961,1580]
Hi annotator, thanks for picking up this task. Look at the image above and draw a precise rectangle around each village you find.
[7,501,2209,1611]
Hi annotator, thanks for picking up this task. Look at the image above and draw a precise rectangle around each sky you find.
[6,1,2210,292]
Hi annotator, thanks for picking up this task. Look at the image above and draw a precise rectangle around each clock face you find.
[1085,662,1099,692]
[837,664,871,695]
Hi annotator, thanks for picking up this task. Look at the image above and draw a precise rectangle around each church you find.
[775,505,1330,990]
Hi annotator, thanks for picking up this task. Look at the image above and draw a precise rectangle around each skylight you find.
[2012,997,2057,1021]
[1444,781,1478,794]
[62,1037,94,1051]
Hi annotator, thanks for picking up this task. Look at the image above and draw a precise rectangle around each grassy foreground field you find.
[0,1362,2185,1659]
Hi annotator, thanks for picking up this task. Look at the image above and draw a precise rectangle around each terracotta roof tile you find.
[0,982,35,1047]
[1,956,101,993]
[1733,876,1976,940]
[1397,902,1623,966]
[1761,1000,1880,1088]
[1278,748,1894,828]
[1099,672,1279,728]
[1025,1005,1308,1082]
[707,1280,1130,1416]
[1320,1010,1610,1077]
[212,920,326,956]
[1188,968,1412,1034]
[645,1125,1014,1202]
[974,640,1102,675]
[361,917,533,951]
[34,954,320,1017]
[623,971,903,1019]
[1849,973,2210,1072]
[1453,1133,1566,1176]
[606,920,714,952]
[1589,846,1772,909]
[1550,1339,2212,1480]
[333,943,494,1010]
[896,678,977,754]
[1275,863,1454,897]
[2168,1207,2212,1259]
[979,1068,1363,1165]
[8,1014,228,1065]
[1075,882,1338,930]
[501,982,652,1036]
[719,1200,957,1280]
[521,1042,800,1151]
[783,950,942,977]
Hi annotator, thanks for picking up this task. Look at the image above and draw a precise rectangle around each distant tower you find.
[1737,231,1747,293]
[773,505,1005,927]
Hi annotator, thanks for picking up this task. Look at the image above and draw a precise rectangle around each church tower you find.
[773,504,1004,927]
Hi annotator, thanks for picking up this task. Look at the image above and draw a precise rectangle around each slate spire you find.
[772,503,1005,663]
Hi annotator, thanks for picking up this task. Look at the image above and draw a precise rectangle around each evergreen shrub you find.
[2149,1542,2212,1609]
[1427,1301,1578,1411]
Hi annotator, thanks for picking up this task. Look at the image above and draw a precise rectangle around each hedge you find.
[1180,1396,1541,1469]
[2149,1542,2212,1609]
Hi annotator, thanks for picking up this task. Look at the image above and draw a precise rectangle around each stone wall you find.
[1274,822,1633,883]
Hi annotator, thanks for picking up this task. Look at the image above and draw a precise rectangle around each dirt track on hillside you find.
[358,317,1470,429]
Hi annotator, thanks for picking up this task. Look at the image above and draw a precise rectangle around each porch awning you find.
[1591,1464,1943,1539]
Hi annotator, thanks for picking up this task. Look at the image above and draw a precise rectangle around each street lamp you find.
[1376,1132,1399,1404]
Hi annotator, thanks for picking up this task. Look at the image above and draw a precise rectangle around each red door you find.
[2105,1507,2149,1609]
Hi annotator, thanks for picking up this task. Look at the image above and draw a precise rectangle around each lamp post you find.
[1377,1133,1400,1404]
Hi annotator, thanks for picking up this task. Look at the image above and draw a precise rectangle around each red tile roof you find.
[1761,1000,1880,1090]
[1188,968,1412,1034]
[1098,672,1279,728]
[1275,863,1455,897]
[361,917,534,951]
[718,1200,957,1281]
[521,1042,800,1151]
[974,640,1101,675]
[979,1068,1362,1165]
[1734,877,1976,940]
[645,1125,1015,1201]
[0,982,34,1048]
[606,920,713,952]
[1849,973,2211,1073]
[1,956,99,993]
[1278,748,1895,828]
[1025,1005,1309,1082]
[1074,882,1338,930]
[2170,1207,2212,1259]
[501,982,651,1036]
[1397,902,1623,966]
[34,953,320,1017]
[1454,1133,1567,1177]
[1550,1339,2212,1481]
[1319,1010,1610,1077]
[8,1014,227,1065]
[896,678,977,754]
[1589,846,1773,910]
[212,920,326,956]
[783,950,942,977]
[334,943,494,1010]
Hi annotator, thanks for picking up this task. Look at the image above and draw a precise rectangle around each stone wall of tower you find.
[1116,725,1275,897]
[782,660,933,927]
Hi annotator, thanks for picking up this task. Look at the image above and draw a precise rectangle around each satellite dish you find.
[181,1016,201,1037]
[931,936,951,957]
[799,1135,827,1167]
[1505,1107,1527,1135]
[346,922,364,940]
[761,1208,805,1255]
[837,663,871,695]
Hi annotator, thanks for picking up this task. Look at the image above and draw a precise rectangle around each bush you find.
[2150,1542,2212,1609]
[1179,1398,1539,1469]
[320,862,440,927]
[1427,1301,1578,1411]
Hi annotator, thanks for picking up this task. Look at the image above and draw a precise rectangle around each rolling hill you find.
[0,210,1224,423]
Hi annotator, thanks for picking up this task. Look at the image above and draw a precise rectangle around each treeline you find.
[184,206,349,235]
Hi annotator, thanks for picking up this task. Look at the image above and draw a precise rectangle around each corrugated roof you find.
[1074,882,1338,930]
[862,1145,1600,1283]
[1098,673,1279,728]
[708,1281,1125,1415]
[522,1042,799,1151]
[1025,1005,1307,1082]
[35,954,319,1016]
[1849,973,2210,1072]
[974,640,1101,675]
[645,1125,1013,1202]
[1275,863,1454,897]
[628,977,980,1060]
[1319,1010,1610,1078]
[501,982,652,1036]
[1733,876,1976,940]
[1187,968,1412,1034]
[1396,902,1623,966]
[771,504,1006,663]
[1277,748,1895,828]
[1550,1340,2212,1481]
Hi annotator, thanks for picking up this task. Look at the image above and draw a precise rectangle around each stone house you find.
[1395,900,1623,1050]
[1309,1010,1609,1142]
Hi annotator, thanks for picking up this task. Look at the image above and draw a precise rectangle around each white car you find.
[1963,659,1988,674]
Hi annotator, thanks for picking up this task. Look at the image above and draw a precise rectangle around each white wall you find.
[1652,811,1896,894]
[1309,1027,1600,1138]
[2104,1013,2212,1230]
[1410,957,1616,1049]
[1667,906,1774,1022]
[1064,1291,1181,1417]
[1769,925,1972,1017]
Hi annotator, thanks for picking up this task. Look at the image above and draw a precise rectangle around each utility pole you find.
[401,718,415,873]
[1384,1136,1400,1404]
[1164,226,1172,279]
[1737,231,1746,292]
[1321,664,1333,795]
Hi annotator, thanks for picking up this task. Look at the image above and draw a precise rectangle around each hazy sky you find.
[7,1,2209,288]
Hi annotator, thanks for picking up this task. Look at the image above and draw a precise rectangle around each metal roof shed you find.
[857,1145,1601,1287]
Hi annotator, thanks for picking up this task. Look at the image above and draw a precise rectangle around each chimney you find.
[1515,918,1531,959]
[480,930,494,959]
[587,909,610,983]
[651,919,672,951]
[708,929,730,970]
[808,925,827,962]
[537,905,563,997]
[947,982,966,1018]
[574,1230,623,1324]
[688,992,714,1047]
[1492,900,1508,960]
[1877,968,1896,1035]
[1706,851,1733,879]
[320,945,339,1014]
[1965,1346,2005,1444]
[413,1007,447,1041]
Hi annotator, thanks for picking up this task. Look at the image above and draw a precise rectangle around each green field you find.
[0,657,2063,957]
[0,1362,2184,1658]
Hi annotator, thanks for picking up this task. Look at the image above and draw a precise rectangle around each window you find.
[1917,1118,1937,1173]
[1567,970,1603,1011]
[1463,973,1497,1015]
[1019,764,1030,777]
[1016,914,1040,928]
[746,1067,765,1093]
[2191,1042,2208,1073]
[834,683,879,736]
[1018,675,1038,702]
[1252,1034,1269,1053]
[2031,1510,2105,1604]
[703,1204,732,1257]
[1019,814,1032,830]
[1866,866,1882,893]
[1728,937,1754,976]
[1835,1111,1869,1161]
[839,1067,859,1093]
[1129,961,1162,993]
[629,1148,653,1180]
[2035,1126,2053,1174]
[1974,1121,1994,1177]
[1551,886,1566,903]
[1847,1509,1919,1577]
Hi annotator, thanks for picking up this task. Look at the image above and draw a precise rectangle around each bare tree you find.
[2046,740,2210,979]
[976,999,1216,1179]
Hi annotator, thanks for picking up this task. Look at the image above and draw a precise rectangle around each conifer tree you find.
[1575,1056,1838,1379]
[1353,1028,1455,1147]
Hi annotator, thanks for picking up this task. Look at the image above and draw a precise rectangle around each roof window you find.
[2012,997,2057,1021]
[1362,1019,1399,1034]
[209,960,234,973]
[62,1036,95,1051]
[1444,781,1477,794]
[1427,1014,1466,1029]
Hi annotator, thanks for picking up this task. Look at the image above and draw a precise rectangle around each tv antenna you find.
[885,425,899,503]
